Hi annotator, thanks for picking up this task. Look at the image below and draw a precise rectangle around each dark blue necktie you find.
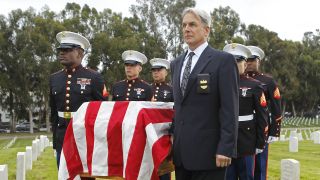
[181,52,195,96]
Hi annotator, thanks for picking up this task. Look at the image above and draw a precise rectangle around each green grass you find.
[0,139,11,149]
[26,148,57,180]
[1,134,319,180]
[268,141,320,180]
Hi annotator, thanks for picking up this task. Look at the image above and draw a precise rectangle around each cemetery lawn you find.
[1,134,319,180]
[0,133,56,180]
[268,141,320,180]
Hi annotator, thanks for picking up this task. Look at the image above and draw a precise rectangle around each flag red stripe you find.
[126,108,174,180]
[151,135,171,180]
[63,119,83,179]
[125,109,147,180]
[107,101,129,176]
[85,101,102,174]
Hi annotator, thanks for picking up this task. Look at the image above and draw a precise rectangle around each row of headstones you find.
[0,135,52,180]
[280,131,320,153]
[279,130,320,143]
[282,117,319,127]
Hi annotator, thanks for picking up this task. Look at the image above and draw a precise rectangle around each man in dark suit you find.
[170,8,239,180]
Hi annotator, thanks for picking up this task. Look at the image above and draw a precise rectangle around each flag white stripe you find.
[92,102,115,176]
[137,141,154,180]
[122,101,142,177]
[73,102,89,173]
[58,151,69,179]
[137,122,172,179]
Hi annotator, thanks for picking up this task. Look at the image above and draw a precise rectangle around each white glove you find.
[255,148,264,154]
[267,136,279,143]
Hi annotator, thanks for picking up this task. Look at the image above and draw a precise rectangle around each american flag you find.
[58,101,174,180]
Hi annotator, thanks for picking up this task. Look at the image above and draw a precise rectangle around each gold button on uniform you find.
[126,98,129,101]
[66,93,70,97]
[128,84,132,87]
[66,106,70,110]
[66,87,70,91]
[66,100,70,104]
[127,93,130,96]
[67,81,71,84]
[68,75,72,78]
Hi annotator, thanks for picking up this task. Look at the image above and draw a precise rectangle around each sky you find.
[0,0,319,42]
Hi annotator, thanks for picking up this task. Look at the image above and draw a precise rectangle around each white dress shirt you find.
[180,41,208,86]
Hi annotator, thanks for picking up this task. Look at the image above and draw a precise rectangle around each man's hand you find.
[267,136,279,143]
[216,154,231,167]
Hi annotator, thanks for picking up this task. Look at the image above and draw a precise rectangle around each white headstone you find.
[25,147,32,170]
[290,130,298,138]
[281,159,300,180]
[45,138,49,148]
[32,141,37,161]
[310,132,314,140]
[0,164,8,180]
[297,133,303,141]
[280,135,286,141]
[314,131,320,144]
[35,139,41,157]
[16,152,26,180]
[39,135,45,152]
[289,137,298,152]
[50,142,53,147]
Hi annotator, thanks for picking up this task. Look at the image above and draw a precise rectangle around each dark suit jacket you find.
[170,45,239,170]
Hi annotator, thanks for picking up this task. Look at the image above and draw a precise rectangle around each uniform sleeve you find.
[92,73,107,101]
[145,84,153,101]
[267,80,282,137]
[49,76,58,149]
[111,84,116,101]
[216,54,239,158]
[253,85,269,149]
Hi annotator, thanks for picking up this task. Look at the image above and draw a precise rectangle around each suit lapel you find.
[182,46,213,100]
[174,52,187,99]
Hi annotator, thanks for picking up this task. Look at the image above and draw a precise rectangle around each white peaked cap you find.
[223,43,252,59]
[150,58,170,69]
[122,50,148,65]
[247,46,265,60]
[56,31,90,50]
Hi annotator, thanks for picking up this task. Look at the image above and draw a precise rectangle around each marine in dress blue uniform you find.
[112,50,152,101]
[150,58,174,180]
[150,58,173,103]
[50,31,107,169]
[223,43,269,180]
[245,46,282,180]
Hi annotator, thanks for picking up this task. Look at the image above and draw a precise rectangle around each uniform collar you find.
[246,71,261,77]
[64,64,83,73]
[126,78,140,84]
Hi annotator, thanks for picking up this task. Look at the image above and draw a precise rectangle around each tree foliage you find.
[0,2,319,132]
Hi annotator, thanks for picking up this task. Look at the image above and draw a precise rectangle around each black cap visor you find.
[57,43,81,50]
[124,60,141,65]
[234,55,247,62]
